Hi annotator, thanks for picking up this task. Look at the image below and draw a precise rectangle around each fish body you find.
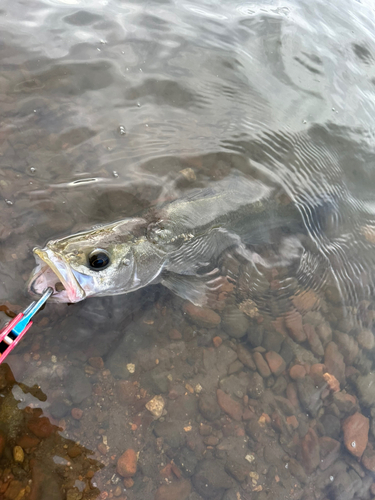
[27,174,301,305]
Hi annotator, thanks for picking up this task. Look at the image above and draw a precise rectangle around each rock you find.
[221,308,249,339]
[286,382,299,409]
[213,336,222,347]
[319,437,340,470]
[0,431,5,458]
[227,360,244,375]
[301,428,320,474]
[50,401,70,419]
[117,449,137,478]
[333,332,359,365]
[142,366,170,394]
[116,380,137,405]
[279,341,294,366]
[216,389,242,421]
[288,458,308,484]
[247,325,264,347]
[304,324,324,357]
[219,373,250,399]
[175,447,198,477]
[265,351,286,376]
[324,342,346,385]
[333,392,357,416]
[192,459,234,499]
[145,395,165,418]
[274,396,295,416]
[28,416,56,438]
[88,356,104,369]
[68,445,82,458]
[13,445,24,463]
[356,373,375,408]
[4,481,23,500]
[169,328,183,340]
[225,458,251,482]
[183,302,221,328]
[71,408,83,420]
[342,412,369,458]
[237,345,256,370]
[316,322,332,345]
[309,363,326,387]
[357,328,375,350]
[65,367,92,404]
[285,310,306,342]
[154,421,185,449]
[262,330,284,353]
[16,435,40,449]
[289,364,306,380]
[320,414,341,440]
[297,376,322,417]
[253,352,271,378]
[285,337,318,365]
[247,372,264,399]
[198,394,221,421]
[292,290,319,312]
[362,444,375,472]
[155,479,191,500]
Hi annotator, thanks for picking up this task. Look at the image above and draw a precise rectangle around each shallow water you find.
[1,0,375,499]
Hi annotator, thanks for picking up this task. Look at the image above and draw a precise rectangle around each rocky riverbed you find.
[2,279,375,500]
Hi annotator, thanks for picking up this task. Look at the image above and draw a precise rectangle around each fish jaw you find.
[27,248,86,303]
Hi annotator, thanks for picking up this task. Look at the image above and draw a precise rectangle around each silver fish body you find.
[27,174,300,305]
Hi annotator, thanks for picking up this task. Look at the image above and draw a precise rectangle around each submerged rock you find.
[192,459,234,499]
[342,412,369,458]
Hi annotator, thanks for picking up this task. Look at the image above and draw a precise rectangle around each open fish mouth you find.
[27,248,86,303]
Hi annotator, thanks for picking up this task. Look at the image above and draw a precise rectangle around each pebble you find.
[247,372,264,399]
[216,389,243,421]
[116,380,137,405]
[65,367,92,404]
[237,345,256,370]
[362,444,375,471]
[304,324,324,356]
[316,322,332,345]
[212,336,222,347]
[289,364,306,380]
[356,373,375,408]
[155,478,191,500]
[183,302,221,327]
[88,356,104,369]
[357,328,375,350]
[192,459,234,499]
[169,328,182,340]
[0,431,5,457]
[221,308,249,339]
[292,290,319,312]
[342,412,369,458]
[145,395,165,418]
[28,416,55,438]
[253,352,271,378]
[117,449,137,478]
[301,427,320,474]
[13,445,24,463]
[324,342,346,385]
[319,436,340,470]
[285,310,306,342]
[198,394,221,421]
[71,408,83,420]
[265,351,286,376]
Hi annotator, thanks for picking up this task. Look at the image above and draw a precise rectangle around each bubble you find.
[5,199,13,205]
[137,103,141,107]
[118,125,126,135]
[30,167,36,174]
[330,476,334,482]
[112,171,119,178]
[351,441,356,448]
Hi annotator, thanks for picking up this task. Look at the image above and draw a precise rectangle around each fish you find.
[27,174,304,306]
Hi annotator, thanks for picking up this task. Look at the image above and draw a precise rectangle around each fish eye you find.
[88,249,110,270]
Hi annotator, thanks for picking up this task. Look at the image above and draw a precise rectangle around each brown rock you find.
[183,302,221,327]
[342,412,369,458]
[357,328,375,351]
[169,329,182,340]
[286,415,299,430]
[285,310,306,342]
[88,357,104,369]
[4,480,23,500]
[0,431,5,458]
[237,345,256,370]
[316,322,332,345]
[97,443,108,455]
[155,478,191,500]
[286,382,299,409]
[253,352,271,378]
[319,437,340,470]
[204,436,220,446]
[325,342,346,386]
[68,444,82,458]
[265,351,286,377]
[27,416,56,438]
[71,408,83,420]
[117,449,137,478]
[216,389,242,421]
[292,290,319,312]
[123,478,134,488]
[362,444,375,471]
[309,364,326,387]
[16,434,40,449]
[304,324,324,357]
[212,336,222,348]
[289,364,306,380]
[116,380,137,405]
[301,428,320,474]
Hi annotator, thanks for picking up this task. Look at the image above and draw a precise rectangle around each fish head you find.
[27,218,149,303]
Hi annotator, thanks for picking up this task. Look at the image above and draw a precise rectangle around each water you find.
[1,0,375,499]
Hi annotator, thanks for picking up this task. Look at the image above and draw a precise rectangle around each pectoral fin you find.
[161,270,223,307]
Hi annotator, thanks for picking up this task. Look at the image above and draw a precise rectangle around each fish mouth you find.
[27,248,86,303]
